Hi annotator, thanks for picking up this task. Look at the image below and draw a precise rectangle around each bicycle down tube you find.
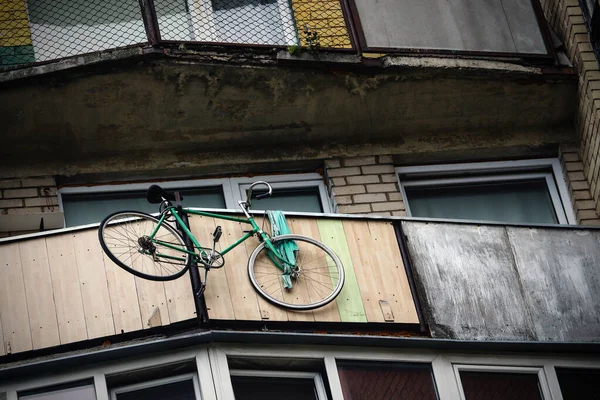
[148,206,287,270]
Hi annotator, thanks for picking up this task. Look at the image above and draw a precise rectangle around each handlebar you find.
[245,181,273,207]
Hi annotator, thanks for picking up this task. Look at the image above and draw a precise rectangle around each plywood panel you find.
[189,215,235,320]
[218,219,261,321]
[0,311,4,356]
[241,221,289,323]
[46,234,88,344]
[73,230,115,339]
[342,220,387,323]
[134,273,170,328]
[317,219,367,323]
[0,242,32,353]
[19,239,60,349]
[289,217,339,322]
[164,272,196,323]
[103,251,143,334]
[367,221,418,323]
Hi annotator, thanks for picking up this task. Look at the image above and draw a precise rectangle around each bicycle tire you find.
[248,234,345,310]
[99,211,191,281]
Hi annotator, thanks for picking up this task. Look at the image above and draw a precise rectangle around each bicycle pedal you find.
[213,226,222,243]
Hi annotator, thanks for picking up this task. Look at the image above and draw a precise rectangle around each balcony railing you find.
[0,0,554,71]
[0,214,419,356]
[0,0,354,69]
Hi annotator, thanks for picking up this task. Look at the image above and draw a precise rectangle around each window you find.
[155,0,297,45]
[396,159,576,225]
[453,365,551,400]
[27,0,147,62]
[230,370,327,400]
[58,173,331,227]
[20,381,96,400]
[111,374,200,400]
[337,360,438,400]
[555,367,600,399]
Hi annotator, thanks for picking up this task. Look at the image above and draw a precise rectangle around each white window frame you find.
[231,173,332,213]
[2,344,600,400]
[452,364,552,400]
[229,369,328,400]
[396,158,577,225]
[110,373,201,400]
[57,173,330,228]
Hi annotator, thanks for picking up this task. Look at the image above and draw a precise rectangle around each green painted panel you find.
[317,219,367,322]
[0,45,34,66]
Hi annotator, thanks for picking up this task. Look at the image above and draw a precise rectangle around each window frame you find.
[452,364,552,400]
[229,369,328,400]
[109,373,201,400]
[396,158,577,225]
[2,344,600,400]
[57,173,330,228]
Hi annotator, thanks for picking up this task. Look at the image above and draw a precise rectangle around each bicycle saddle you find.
[146,184,181,204]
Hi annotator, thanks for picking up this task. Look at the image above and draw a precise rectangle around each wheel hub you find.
[138,236,156,254]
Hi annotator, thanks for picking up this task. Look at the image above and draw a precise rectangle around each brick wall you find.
[540,0,600,223]
[561,146,600,224]
[0,176,60,237]
[326,156,406,216]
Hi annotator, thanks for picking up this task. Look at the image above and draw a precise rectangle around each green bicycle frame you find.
[148,206,286,270]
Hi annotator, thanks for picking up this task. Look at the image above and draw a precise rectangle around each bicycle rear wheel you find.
[248,234,345,310]
[99,211,191,281]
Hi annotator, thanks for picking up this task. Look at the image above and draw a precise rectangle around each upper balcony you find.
[1,0,553,70]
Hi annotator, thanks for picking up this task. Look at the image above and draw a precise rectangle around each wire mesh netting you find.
[0,0,147,67]
[155,0,352,48]
[1,0,352,69]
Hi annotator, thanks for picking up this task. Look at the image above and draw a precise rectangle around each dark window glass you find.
[556,368,600,399]
[250,187,323,213]
[116,379,196,400]
[20,383,96,400]
[62,186,225,227]
[337,361,438,400]
[460,371,542,400]
[405,179,558,224]
[231,375,318,400]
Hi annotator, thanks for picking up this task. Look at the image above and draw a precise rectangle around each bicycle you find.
[98,181,345,311]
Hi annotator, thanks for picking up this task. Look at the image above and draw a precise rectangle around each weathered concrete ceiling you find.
[0,53,577,177]
[403,221,600,342]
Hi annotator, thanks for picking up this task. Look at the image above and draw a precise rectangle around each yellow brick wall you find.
[291,0,352,49]
[539,0,600,225]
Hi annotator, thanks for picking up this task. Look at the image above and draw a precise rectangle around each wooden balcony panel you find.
[0,215,418,355]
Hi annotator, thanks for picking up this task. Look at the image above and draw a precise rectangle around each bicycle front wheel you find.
[99,211,191,281]
[248,234,345,310]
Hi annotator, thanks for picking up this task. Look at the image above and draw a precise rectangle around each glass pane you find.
[250,187,323,213]
[21,384,96,400]
[556,368,600,399]
[337,360,438,400]
[154,0,194,41]
[231,375,318,400]
[460,371,542,400]
[212,0,287,45]
[63,186,225,227]
[116,379,196,400]
[27,0,147,62]
[405,179,558,224]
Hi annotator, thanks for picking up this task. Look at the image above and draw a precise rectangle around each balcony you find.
[0,0,553,70]
[0,213,420,356]
[2,213,600,358]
